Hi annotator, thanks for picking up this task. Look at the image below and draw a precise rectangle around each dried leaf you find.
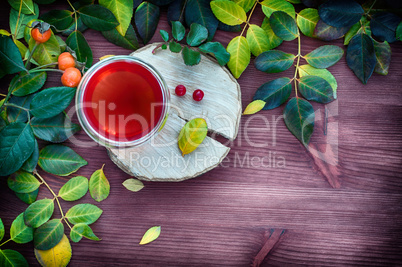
[178,118,208,156]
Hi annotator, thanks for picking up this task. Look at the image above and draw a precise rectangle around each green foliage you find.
[40,10,74,31]
[15,189,39,205]
[0,122,35,176]
[31,113,81,143]
[303,45,343,69]
[7,0,35,15]
[89,166,110,202]
[160,30,169,42]
[269,11,298,41]
[66,30,93,68]
[70,223,100,242]
[21,139,39,172]
[260,18,282,50]
[298,75,334,103]
[346,33,376,84]
[246,24,270,57]
[102,24,139,50]
[296,8,319,37]
[318,0,363,28]
[182,46,201,66]
[10,213,33,244]
[210,0,247,26]
[373,39,391,76]
[198,42,230,66]
[169,40,182,52]
[253,77,292,110]
[370,12,401,43]
[139,226,161,245]
[11,71,47,97]
[58,176,89,201]
[226,36,250,79]
[65,204,103,225]
[260,0,295,19]
[344,17,370,45]
[0,249,28,267]
[28,32,61,65]
[172,21,186,41]
[0,219,4,242]
[233,0,256,13]
[283,97,315,145]
[24,199,54,228]
[8,170,41,193]
[254,50,295,73]
[314,20,348,41]
[185,0,218,40]
[7,94,34,123]
[0,36,27,77]
[33,219,64,250]
[99,0,133,36]
[135,2,160,44]
[30,86,76,119]
[9,3,39,40]
[187,23,208,46]
[38,145,88,176]
[298,64,337,98]
[122,178,145,192]
[79,5,119,31]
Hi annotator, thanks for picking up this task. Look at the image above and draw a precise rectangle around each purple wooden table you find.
[1,2,402,266]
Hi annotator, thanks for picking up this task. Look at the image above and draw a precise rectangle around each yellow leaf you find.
[0,29,11,36]
[178,118,208,156]
[226,36,250,79]
[210,0,247,26]
[34,234,72,267]
[243,100,266,115]
[139,226,161,245]
[99,55,115,61]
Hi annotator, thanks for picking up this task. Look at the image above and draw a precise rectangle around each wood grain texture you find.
[1,3,402,267]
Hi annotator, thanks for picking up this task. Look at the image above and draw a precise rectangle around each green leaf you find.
[246,24,270,57]
[30,86,76,119]
[298,64,337,98]
[172,21,185,41]
[14,39,28,59]
[7,0,35,15]
[99,0,133,36]
[34,234,72,267]
[38,144,88,176]
[0,36,27,75]
[396,22,402,41]
[0,249,28,267]
[7,94,35,123]
[8,170,40,193]
[314,20,349,41]
[21,139,39,173]
[226,36,250,79]
[269,11,298,41]
[304,45,343,69]
[296,8,319,37]
[31,113,81,143]
[0,122,35,176]
[318,0,363,28]
[66,30,93,68]
[24,199,54,228]
[15,189,39,205]
[283,97,315,145]
[178,118,208,156]
[79,4,119,31]
[370,12,401,43]
[58,176,89,201]
[0,30,11,36]
[260,0,295,19]
[167,0,186,26]
[185,0,219,41]
[210,0,247,26]
[9,4,39,40]
[160,29,169,42]
[187,23,208,46]
[254,50,295,73]
[243,100,266,115]
[169,41,182,53]
[139,226,161,245]
[62,16,88,36]
[40,10,74,31]
[298,75,334,103]
[70,223,100,242]
[34,219,64,250]
[65,204,103,225]
[148,0,175,5]
[89,166,110,202]
[199,42,230,66]
[11,72,46,97]
[346,33,376,84]
[372,39,391,76]
[122,178,144,192]
[182,47,201,66]
[253,77,292,110]
[102,24,139,50]
[10,213,33,244]
[232,0,256,13]
[261,17,283,50]
[0,219,4,242]
[28,33,61,66]
[344,17,370,45]
[135,2,160,44]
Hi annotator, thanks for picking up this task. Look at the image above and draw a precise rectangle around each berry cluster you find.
[175,85,204,101]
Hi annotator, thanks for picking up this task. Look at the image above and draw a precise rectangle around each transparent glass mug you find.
[76,56,170,148]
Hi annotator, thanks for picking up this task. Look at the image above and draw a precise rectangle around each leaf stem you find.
[4,103,30,112]
[25,42,38,69]
[0,239,11,247]
[12,0,23,41]
[0,93,6,97]
[178,0,188,23]
[293,29,301,98]
[30,62,58,70]
[366,0,377,15]
[29,68,64,74]
[33,170,72,230]
[240,1,259,37]
[67,0,78,32]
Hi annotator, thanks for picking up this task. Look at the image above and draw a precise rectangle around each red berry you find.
[175,85,186,96]
[193,89,204,101]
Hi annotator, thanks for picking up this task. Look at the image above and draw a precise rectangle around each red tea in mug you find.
[76,57,169,147]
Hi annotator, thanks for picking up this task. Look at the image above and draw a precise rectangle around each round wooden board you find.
[107,43,241,181]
